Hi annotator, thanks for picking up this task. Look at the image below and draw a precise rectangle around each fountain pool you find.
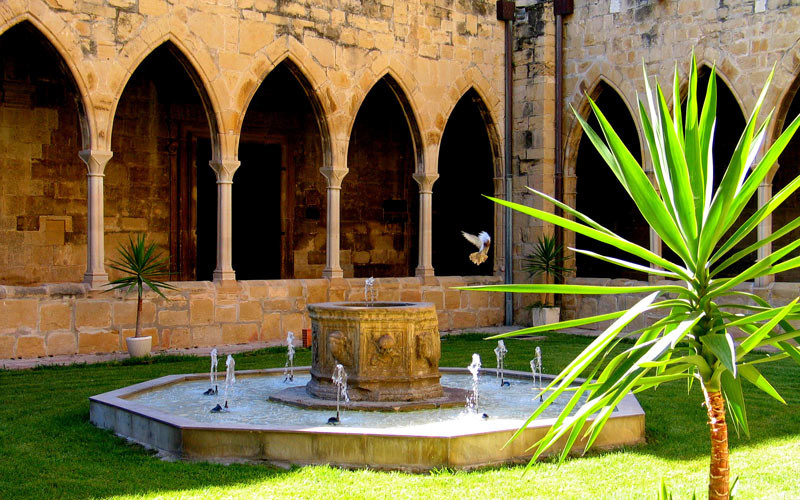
[89,366,645,471]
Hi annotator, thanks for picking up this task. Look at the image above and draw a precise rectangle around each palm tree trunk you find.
[135,288,143,338]
[705,389,730,500]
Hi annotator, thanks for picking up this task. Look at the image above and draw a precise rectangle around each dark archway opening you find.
[575,83,648,279]
[0,22,86,285]
[344,77,418,278]
[433,89,495,276]
[661,69,751,277]
[772,77,800,282]
[111,43,212,281]
[237,62,325,280]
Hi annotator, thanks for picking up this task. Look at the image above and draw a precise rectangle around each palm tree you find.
[469,56,800,500]
[106,234,176,338]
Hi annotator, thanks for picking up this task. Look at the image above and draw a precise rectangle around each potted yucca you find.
[523,234,572,326]
[106,234,176,357]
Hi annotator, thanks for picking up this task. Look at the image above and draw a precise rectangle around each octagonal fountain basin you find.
[89,367,645,471]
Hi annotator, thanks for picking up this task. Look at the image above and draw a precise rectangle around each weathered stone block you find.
[261,313,281,342]
[17,335,45,357]
[158,309,189,326]
[192,326,222,347]
[282,313,305,335]
[215,306,237,323]
[0,300,37,329]
[451,311,477,330]
[190,298,214,325]
[0,334,14,358]
[78,331,120,354]
[222,323,258,344]
[162,328,190,348]
[40,302,71,331]
[46,331,77,356]
[76,301,112,329]
[113,301,157,326]
[239,301,263,321]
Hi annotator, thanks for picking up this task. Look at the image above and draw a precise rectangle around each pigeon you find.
[462,231,491,265]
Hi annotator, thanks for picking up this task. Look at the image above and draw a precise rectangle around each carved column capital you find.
[320,166,349,189]
[412,172,439,194]
[78,149,113,176]
[210,159,241,183]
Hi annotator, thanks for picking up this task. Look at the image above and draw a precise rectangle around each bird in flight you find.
[462,231,491,265]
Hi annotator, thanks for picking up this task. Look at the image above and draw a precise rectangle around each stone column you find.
[756,181,773,288]
[321,166,349,278]
[413,172,439,277]
[78,149,113,288]
[209,159,240,283]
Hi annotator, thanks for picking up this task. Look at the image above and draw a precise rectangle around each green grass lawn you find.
[1,332,799,499]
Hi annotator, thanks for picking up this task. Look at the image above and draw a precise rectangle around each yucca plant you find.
[466,55,800,500]
[523,234,573,307]
[106,234,176,338]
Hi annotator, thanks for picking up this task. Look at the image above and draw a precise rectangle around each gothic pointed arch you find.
[348,73,425,173]
[0,18,92,149]
[109,39,222,160]
[109,42,219,281]
[342,75,420,277]
[571,80,649,279]
[233,59,329,279]
[237,44,333,168]
[0,21,90,284]
[433,88,498,276]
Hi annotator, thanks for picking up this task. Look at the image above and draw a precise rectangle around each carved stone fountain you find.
[270,301,468,410]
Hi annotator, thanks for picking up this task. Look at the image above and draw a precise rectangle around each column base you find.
[213,269,237,283]
[323,267,343,279]
[415,266,435,278]
[83,272,109,290]
[755,274,774,288]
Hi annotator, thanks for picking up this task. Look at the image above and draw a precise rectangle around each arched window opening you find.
[772,77,800,282]
[575,83,648,279]
[343,77,419,278]
[110,43,212,281]
[0,22,85,285]
[434,89,495,276]
[235,62,325,280]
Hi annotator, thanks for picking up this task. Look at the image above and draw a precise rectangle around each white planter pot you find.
[126,336,152,357]
[532,307,560,327]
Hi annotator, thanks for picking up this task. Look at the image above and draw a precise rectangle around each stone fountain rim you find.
[89,366,645,438]
[307,301,435,310]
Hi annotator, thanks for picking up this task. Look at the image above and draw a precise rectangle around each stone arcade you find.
[5,1,800,358]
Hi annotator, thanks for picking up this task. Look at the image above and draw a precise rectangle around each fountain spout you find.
[223,354,236,409]
[494,340,509,387]
[283,331,296,382]
[364,277,376,305]
[466,353,482,413]
[204,348,218,396]
[328,363,350,424]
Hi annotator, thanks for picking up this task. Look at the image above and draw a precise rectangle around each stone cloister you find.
[5,0,800,358]
[0,0,507,358]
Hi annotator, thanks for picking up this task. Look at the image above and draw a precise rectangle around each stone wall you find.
[0,276,503,359]
[510,0,800,322]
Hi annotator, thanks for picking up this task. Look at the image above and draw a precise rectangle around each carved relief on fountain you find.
[305,302,444,402]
